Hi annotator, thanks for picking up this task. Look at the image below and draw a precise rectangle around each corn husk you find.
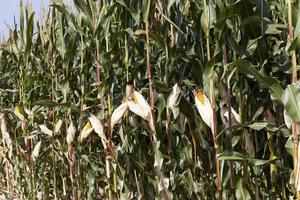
[111,102,128,131]
[66,121,76,145]
[166,83,181,109]
[80,121,93,142]
[194,89,213,128]
[54,119,63,135]
[32,141,42,162]
[89,114,107,149]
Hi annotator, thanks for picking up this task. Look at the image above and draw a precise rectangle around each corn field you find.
[1,0,300,199]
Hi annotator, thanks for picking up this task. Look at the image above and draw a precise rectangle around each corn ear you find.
[14,106,25,121]
[54,119,63,135]
[194,89,213,128]
[88,114,107,149]
[111,102,128,131]
[32,141,42,162]
[67,121,76,145]
[80,121,93,142]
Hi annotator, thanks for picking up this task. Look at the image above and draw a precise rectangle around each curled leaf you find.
[39,124,53,137]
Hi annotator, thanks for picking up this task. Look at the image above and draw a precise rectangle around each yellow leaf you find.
[14,106,25,121]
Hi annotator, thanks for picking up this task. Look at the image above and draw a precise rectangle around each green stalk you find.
[223,40,235,193]
[21,6,35,197]
[68,145,77,200]
[275,104,287,198]
[265,108,276,194]
[145,22,155,112]
[106,32,118,197]
[288,0,299,196]
[96,35,112,200]
[209,76,222,195]
[78,34,85,200]
[50,6,58,200]
[204,1,221,196]
[143,4,157,142]
[144,4,169,199]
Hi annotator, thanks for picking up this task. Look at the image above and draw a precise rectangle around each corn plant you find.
[1,0,300,199]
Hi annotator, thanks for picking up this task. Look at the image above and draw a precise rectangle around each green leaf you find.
[218,151,246,161]
[51,3,84,35]
[26,12,34,53]
[284,109,292,129]
[32,100,71,108]
[247,157,278,166]
[236,178,251,200]
[283,84,300,123]
[50,3,69,15]
[289,10,300,50]
[201,1,216,36]
[157,94,166,122]
[243,37,260,58]
[265,23,286,35]
[64,33,78,68]
[153,141,163,171]
[218,151,278,166]
[116,0,140,24]
[167,0,176,13]
[247,122,277,131]
[74,0,93,28]
[87,172,95,200]
[217,123,244,140]
[285,135,294,156]
[32,100,60,107]
[20,0,24,37]
[74,0,92,19]
[142,0,150,22]
[232,59,284,102]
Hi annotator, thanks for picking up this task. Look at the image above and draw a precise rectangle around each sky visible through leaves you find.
[0,0,50,38]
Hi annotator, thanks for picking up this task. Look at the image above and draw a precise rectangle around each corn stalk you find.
[288,0,299,197]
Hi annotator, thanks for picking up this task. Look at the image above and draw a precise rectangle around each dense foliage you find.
[1,0,300,199]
